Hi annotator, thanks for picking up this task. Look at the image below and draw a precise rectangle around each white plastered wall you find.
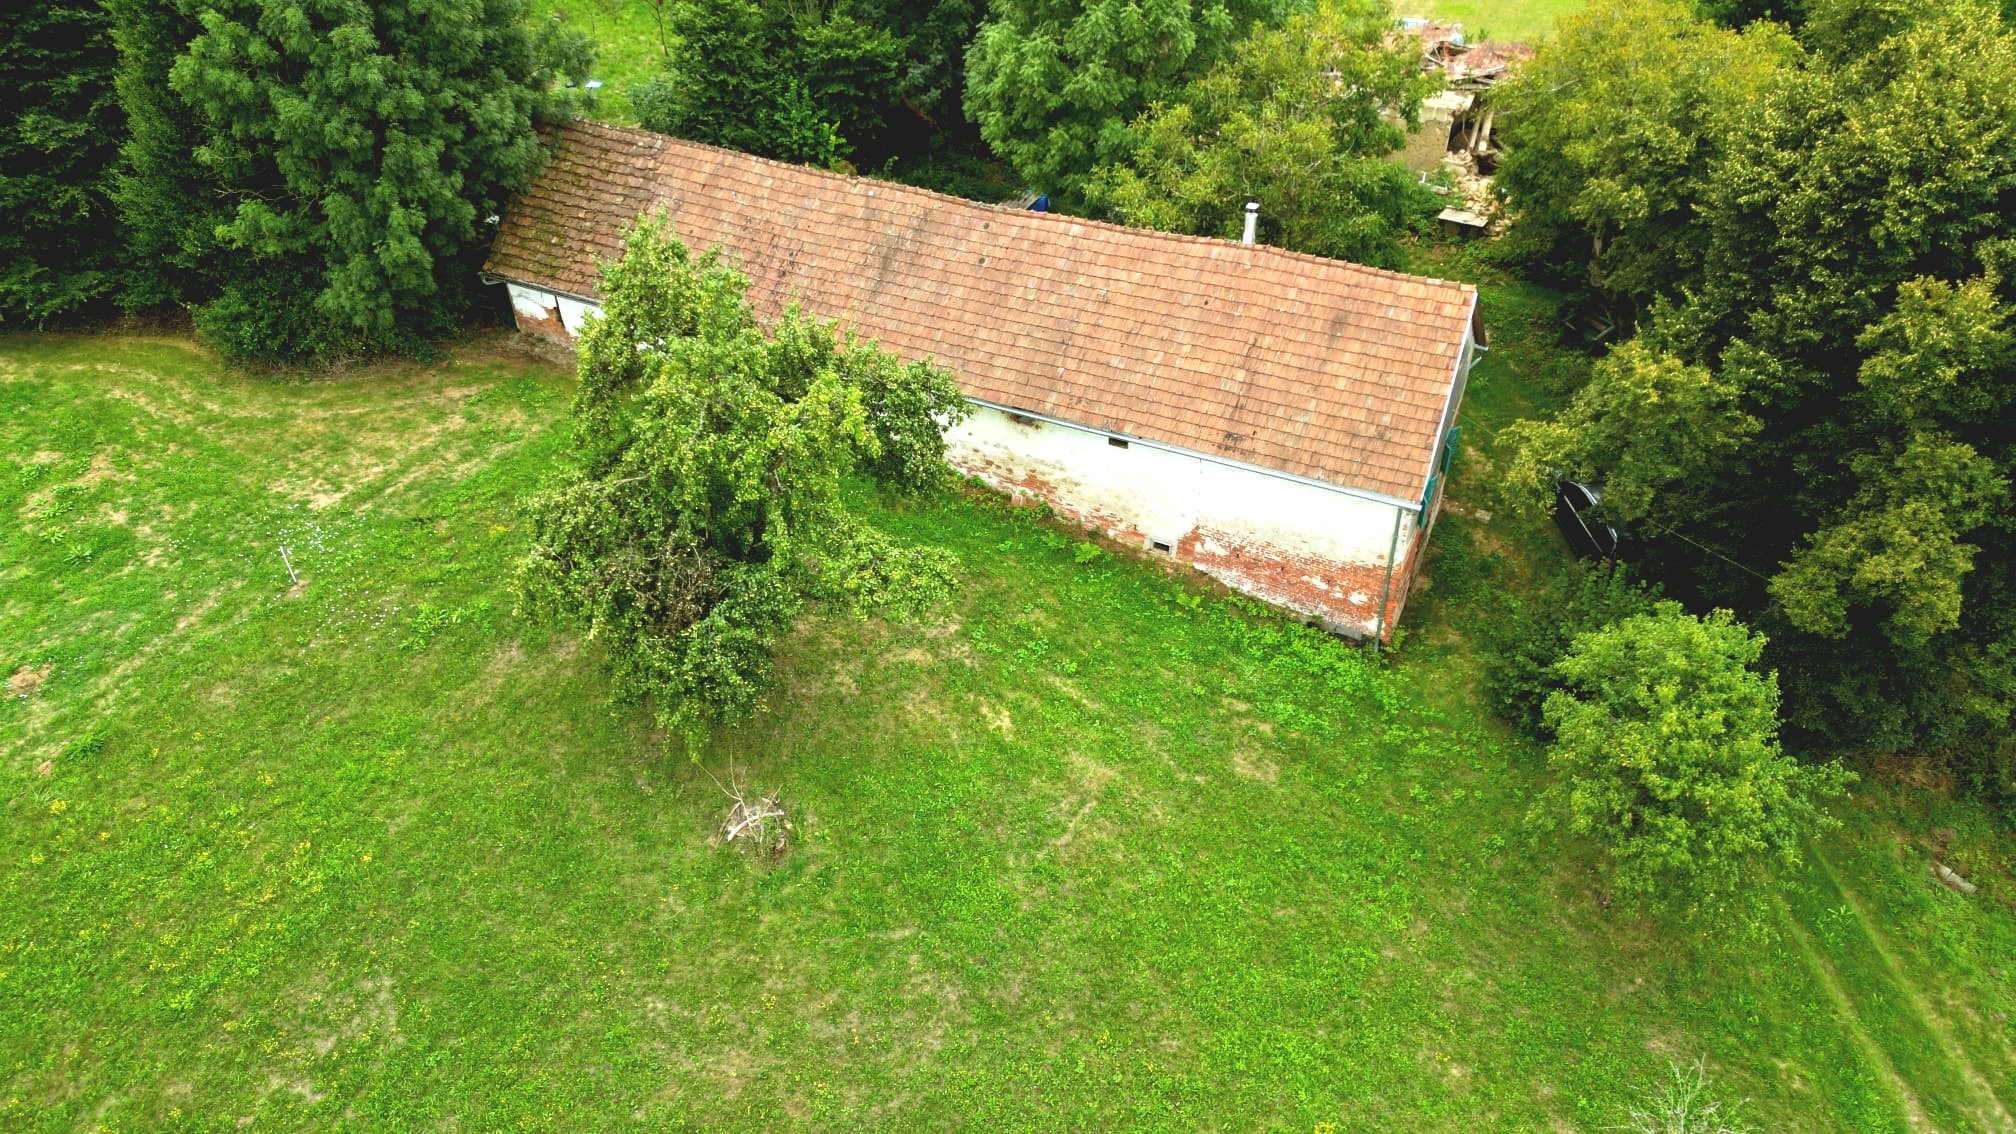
[947,405,1416,636]
[507,283,600,339]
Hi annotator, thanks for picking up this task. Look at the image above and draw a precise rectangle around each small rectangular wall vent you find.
[1108,436,1130,449]
[1007,411,1040,427]
[1150,539,1173,554]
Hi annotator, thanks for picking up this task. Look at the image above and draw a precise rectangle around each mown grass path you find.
[1805,848,2015,1132]
[2,332,2011,1130]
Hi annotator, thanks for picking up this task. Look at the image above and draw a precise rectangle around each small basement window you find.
[1150,539,1173,554]
[1108,436,1130,449]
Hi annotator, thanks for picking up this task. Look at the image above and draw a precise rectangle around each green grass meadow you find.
[2,324,2012,1130]
[1397,0,1587,43]
[533,0,667,125]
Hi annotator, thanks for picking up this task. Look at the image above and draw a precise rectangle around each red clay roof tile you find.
[485,121,1476,501]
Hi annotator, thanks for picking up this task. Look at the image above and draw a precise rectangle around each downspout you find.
[1371,504,1403,655]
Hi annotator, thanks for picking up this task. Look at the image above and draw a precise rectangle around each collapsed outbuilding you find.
[1388,18,1534,233]
[484,121,1480,641]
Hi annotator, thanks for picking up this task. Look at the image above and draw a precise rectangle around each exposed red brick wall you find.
[1381,520,1430,635]
[1179,524,1412,641]
[513,299,573,346]
[951,451,1414,641]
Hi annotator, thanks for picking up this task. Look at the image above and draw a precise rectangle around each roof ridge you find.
[552,119,1477,297]
[489,118,1480,500]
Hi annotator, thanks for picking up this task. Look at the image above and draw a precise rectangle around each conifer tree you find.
[115,0,591,360]
[2,1,124,325]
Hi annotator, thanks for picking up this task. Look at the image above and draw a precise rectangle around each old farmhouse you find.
[484,121,1481,641]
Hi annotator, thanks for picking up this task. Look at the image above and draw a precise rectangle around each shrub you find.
[1481,560,1659,737]
[514,217,966,742]
[628,0,896,167]
[1534,604,1853,905]
[190,263,370,366]
[1,1,124,326]
[121,0,591,359]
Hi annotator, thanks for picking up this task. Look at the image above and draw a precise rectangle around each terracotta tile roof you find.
[486,120,1478,502]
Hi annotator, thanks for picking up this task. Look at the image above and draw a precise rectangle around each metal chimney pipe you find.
[1240,201,1260,245]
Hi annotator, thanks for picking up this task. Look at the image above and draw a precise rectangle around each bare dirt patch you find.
[979,700,1013,736]
[74,451,128,489]
[478,641,525,685]
[1230,746,1280,783]
[301,974,403,1059]
[268,397,481,512]
[1043,672,1101,710]
[9,664,51,697]
[101,384,200,428]
[1050,753,1120,848]
[919,615,964,639]
[176,595,220,632]
[264,1075,326,1105]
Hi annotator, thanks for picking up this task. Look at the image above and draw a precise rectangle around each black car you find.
[1554,479,1625,563]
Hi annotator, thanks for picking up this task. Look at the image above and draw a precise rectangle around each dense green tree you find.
[964,0,1292,196]
[1696,0,1806,27]
[1083,1,1433,267]
[1665,3,2015,751]
[516,217,967,739]
[1769,433,2002,646]
[120,0,592,360]
[1675,3,2016,375]
[631,0,904,166]
[1501,341,1760,526]
[1535,605,1851,906]
[855,0,984,132]
[1,1,124,325]
[1493,0,1795,315]
[1481,559,1661,739]
[1764,276,2016,749]
[109,0,226,312]
[1694,0,2016,38]
[1506,0,2016,764]
[1796,0,1923,57]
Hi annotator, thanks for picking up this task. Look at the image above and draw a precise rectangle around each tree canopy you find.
[964,0,1292,197]
[1,1,124,326]
[516,217,968,740]
[1494,0,1796,314]
[1084,0,1433,268]
[632,0,905,168]
[853,0,985,135]
[1503,0,2016,765]
[114,0,591,361]
[108,0,224,313]
[1535,605,1851,906]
